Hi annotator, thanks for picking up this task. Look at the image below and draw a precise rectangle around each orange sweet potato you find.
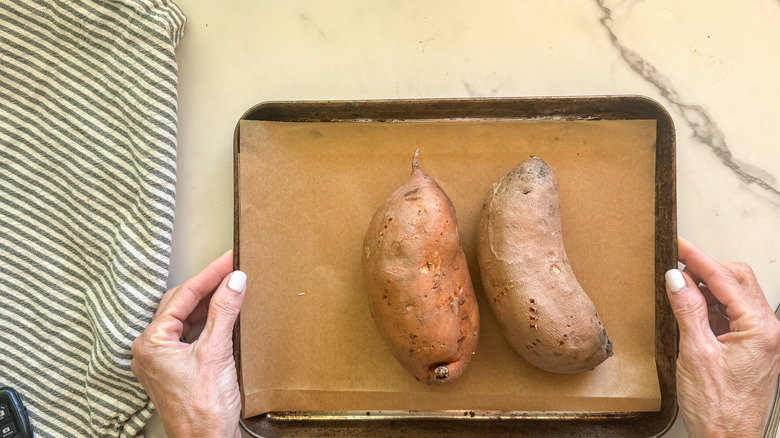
[362,150,480,385]
[477,156,612,373]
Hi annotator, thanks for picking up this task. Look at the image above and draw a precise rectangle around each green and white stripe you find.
[1,1,185,436]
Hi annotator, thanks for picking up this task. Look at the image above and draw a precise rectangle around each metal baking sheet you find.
[233,96,678,437]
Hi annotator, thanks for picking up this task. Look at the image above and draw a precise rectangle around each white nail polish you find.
[665,269,686,293]
[228,271,247,293]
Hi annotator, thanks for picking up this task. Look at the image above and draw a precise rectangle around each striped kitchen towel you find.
[1,1,185,436]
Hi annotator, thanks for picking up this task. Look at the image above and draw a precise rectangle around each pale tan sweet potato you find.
[362,150,480,385]
[477,156,612,373]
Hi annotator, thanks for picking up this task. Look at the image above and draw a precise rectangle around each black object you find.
[0,388,33,438]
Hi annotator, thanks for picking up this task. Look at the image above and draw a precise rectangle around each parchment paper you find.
[237,118,660,418]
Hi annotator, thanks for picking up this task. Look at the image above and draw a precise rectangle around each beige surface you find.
[156,1,780,437]
[237,119,659,417]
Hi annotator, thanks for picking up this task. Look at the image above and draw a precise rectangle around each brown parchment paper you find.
[237,118,660,418]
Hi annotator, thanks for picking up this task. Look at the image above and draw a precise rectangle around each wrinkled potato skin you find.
[477,157,612,373]
[363,152,480,385]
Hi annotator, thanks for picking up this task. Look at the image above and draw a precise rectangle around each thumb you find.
[665,268,715,345]
[201,270,247,346]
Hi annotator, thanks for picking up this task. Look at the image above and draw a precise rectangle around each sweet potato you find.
[362,150,480,385]
[477,156,612,373]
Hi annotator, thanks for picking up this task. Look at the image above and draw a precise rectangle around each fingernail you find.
[665,269,686,294]
[227,270,247,293]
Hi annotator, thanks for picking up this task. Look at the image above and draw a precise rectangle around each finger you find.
[156,250,234,323]
[199,271,247,347]
[141,314,189,344]
[681,267,702,288]
[697,283,721,308]
[140,287,188,344]
[664,268,715,345]
[720,262,757,286]
[677,237,748,316]
[719,262,770,306]
[683,267,724,310]
[154,286,179,319]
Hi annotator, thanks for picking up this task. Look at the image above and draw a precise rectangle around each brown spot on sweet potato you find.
[403,187,420,197]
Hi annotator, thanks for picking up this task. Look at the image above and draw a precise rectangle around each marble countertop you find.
[151,1,780,436]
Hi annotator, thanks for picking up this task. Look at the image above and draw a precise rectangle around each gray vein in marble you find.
[298,13,329,40]
[595,0,780,198]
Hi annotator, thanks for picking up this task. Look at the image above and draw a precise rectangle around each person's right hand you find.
[665,237,780,438]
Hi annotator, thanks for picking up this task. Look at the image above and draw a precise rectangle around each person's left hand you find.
[131,250,246,438]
